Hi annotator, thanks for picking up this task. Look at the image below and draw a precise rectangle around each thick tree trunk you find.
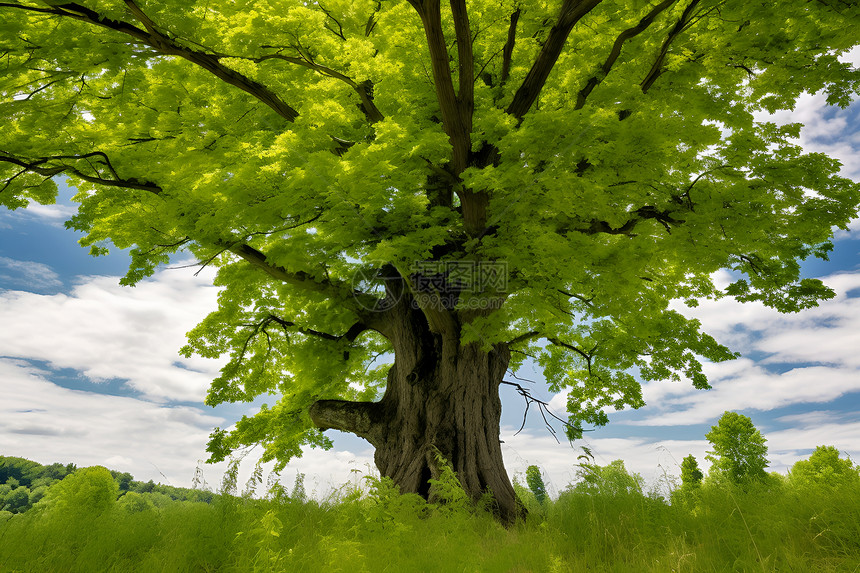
[309,300,525,524]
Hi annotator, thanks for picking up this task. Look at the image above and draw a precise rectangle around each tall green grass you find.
[2,467,859,572]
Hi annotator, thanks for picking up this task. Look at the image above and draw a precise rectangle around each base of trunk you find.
[310,341,525,525]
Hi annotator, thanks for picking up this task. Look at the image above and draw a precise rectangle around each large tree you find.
[1,0,859,522]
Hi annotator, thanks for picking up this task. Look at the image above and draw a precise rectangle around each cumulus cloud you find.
[624,271,860,427]
[0,357,378,495]
[0,265,223,402]
[0,357,224,483]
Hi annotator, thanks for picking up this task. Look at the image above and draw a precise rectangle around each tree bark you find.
[309,297,524,525]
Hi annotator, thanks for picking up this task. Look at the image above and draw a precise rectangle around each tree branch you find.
[575,0,677,109]
[501,380,583,443]
[547,337,593,364]
[252,49,383,123]
[640,0,701,93]
[450,0,474,105]
[500,8,521,86]
[407,0,472,174]
[507,330,541,346]
[309,399,382,446]
[506,0,603,120]
[316,2,347,41]
[267,314,369,345]
[226,243,390,330]
[0,1,299,122]
[0,151,162,194]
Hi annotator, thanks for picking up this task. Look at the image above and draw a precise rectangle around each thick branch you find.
[309,399,382,446]
[641,0,701,93]
[0,1,299,121]
[506,0,603,120]
[500,8,521,85]
[268,314,369,344]
[408,0,472,174]
[229,243,343,295]
[575,0,677,109]
[450,0,474,105]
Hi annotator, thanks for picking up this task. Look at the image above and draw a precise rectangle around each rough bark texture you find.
[310,296,524,525]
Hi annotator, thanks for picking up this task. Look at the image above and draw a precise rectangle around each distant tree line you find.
[0,456,214,515]
[4,411,858,517]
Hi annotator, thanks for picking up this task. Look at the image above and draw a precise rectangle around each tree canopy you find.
[705,411,769,484]
[2,0,859,520]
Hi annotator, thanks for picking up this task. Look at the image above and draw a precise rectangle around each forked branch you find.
[407,0,474,174]
[641,0,701,93]
[506,0,603,120]
[501,380,584,444]
[575,0,677,109]
[0,1,300,121]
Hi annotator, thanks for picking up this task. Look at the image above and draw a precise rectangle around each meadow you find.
[1,454,859,572]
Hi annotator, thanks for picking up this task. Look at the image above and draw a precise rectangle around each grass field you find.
[2,462,859,572]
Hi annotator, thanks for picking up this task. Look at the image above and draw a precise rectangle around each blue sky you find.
[1,89,859,498]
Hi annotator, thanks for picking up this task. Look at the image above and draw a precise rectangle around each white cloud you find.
[767,420,860,467]
[626,271,860,426]
[0,202,78,228]
[22,202,78,222]
[0,266,223,402]
[0,357,224,483]
[0,256,63,291]
[0,357,379,496]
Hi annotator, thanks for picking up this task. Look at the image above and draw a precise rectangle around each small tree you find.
[789,445,860,489]
[41,466,119,517]
[672,454,704,507]
[705,411,769,485]
[572,460,644,497]
[680,455,704,488]
[525,465,548,505]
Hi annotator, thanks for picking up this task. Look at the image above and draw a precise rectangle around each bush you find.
[40,466,118,517]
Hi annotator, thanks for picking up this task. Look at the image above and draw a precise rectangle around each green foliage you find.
[680,454,704,488]
[569,459,645,497]
[426,450,471,514]
[2,0,859,469]
[1,448,860,572]
[40,466,119,516]
[789,445,860,490]
[705,411,770,485]
[525,465,549,505]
